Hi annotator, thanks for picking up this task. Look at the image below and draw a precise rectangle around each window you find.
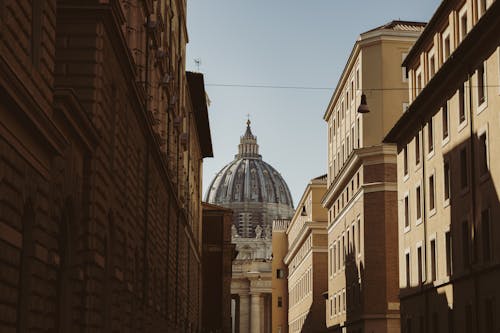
[460,148,468,190]
[404,195,410,229]
[337,240,341,270]
[357,218,361,255]
[429,175,435,211]
[460,11,468,41]
[429,55,436,77]
[417,246,423,284]
[406,252,411,288]
[277,269,285,279]
[477,62,486,105]
[443,35,451,61]
[329,247,333,276]
[333,245,336,273]
[463,220,470,268]
[444,161,450,201]
[416,186,422,221]
[356,68,360,88]
[333,295,337,314]
[479,132,488,175]
[351,224,355,253]
[342,290,346,311]
[415,133,420,165]
[482,209,491,262]
[459,83,466,124]
[356,118,360,148]
[351,81,354,100]
[427,119,434,153]
[416,72,422,94]
[403,146,408,176]
[442,102,449,140]
[445,231,452,276]
[430,239,437,281]
[278,296,283,308]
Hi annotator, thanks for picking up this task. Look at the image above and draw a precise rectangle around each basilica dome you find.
[205,120,294,238]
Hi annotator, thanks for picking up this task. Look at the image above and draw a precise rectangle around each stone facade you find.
[322,21,425,333]
[0,1,211,332]
[271,219,290,333]
[385,1,500,332]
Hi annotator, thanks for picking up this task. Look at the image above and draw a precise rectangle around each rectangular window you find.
[446,231,452,276]
[356,69,360,88]
[342,290,346,311]
[416,73,422,94]
[402,52,409,82]
[442,102,449,140]
[356,118,360,147]
[357,218,361,254]
[277,269,285,279]
[278,296,283,307]
[478,62,486,105]
[351,224,355,253]
[352,128,355,149]
[431,239,437,282]
[333,245,336,273]
[460,148,468,189]
[428,119,434,153]
[403,146,408,176]
[404,195,410,228]
[482,209,491,262]
[460,12,468,41]
[443,36,451,60]
[416,186,422,221]
[415,133,420,165]
[406,252,411,288]
[342,235,345,267]
[459,83,466,124]
[429,55,436,77]
[417,246,423,284]
[429,175,435,211]
[463,221,470,268]
[329,248,333,276]
[444,161,450,201]
[333,295,336,314]
[479,132,488,175]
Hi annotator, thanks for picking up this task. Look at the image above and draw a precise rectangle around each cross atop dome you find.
[237,117,260,159]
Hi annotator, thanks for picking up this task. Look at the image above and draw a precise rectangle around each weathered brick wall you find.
[0,0,205,332]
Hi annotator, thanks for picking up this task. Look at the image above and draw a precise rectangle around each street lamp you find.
[357,93,370,114]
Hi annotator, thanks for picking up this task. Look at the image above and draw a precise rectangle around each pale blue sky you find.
[186,0,441,206]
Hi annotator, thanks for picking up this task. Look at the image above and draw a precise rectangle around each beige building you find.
[322,21,425,332]
[283,175,328,333]
[272,219,291,333]
[385,1,500,332]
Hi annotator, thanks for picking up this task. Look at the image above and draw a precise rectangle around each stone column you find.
[250,293,261,333]
[239,293,250,333]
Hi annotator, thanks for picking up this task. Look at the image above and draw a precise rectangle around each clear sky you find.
[186,0,441,207]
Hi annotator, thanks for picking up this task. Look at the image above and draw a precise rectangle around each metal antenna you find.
[194,58,201,72]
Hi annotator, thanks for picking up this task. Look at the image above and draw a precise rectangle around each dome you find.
[205,120,294,238]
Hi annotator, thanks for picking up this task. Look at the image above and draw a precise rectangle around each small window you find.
[459,83,466,124]
[277,269,285,279]
[463,220,470,268]
[477,62,486,105]
[430,239,437,281]
[278,296,283,308]
[460,148,468,189]
[444,161,451,201]
[415,133,421,165]
[429,55,436,77]
[479,132,488,175]
[443,36,451,61]
[357,218,361,254]
[427,119,434,153]
[404,195,410,229]
[416,186,422,221]
[482,209,491,262]
[417,246,423,284]
[460,12,468,41]
[442,102,449,140]
[403,146,409,176]
[429,175,435,211]
[406,252,411,288]
[402,52,409,82]
[445,231,453,276]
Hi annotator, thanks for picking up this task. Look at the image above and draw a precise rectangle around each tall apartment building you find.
[322,21,425,333]
[0,1,212,332]
[283,175,328,333]
[385,1,500,332]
